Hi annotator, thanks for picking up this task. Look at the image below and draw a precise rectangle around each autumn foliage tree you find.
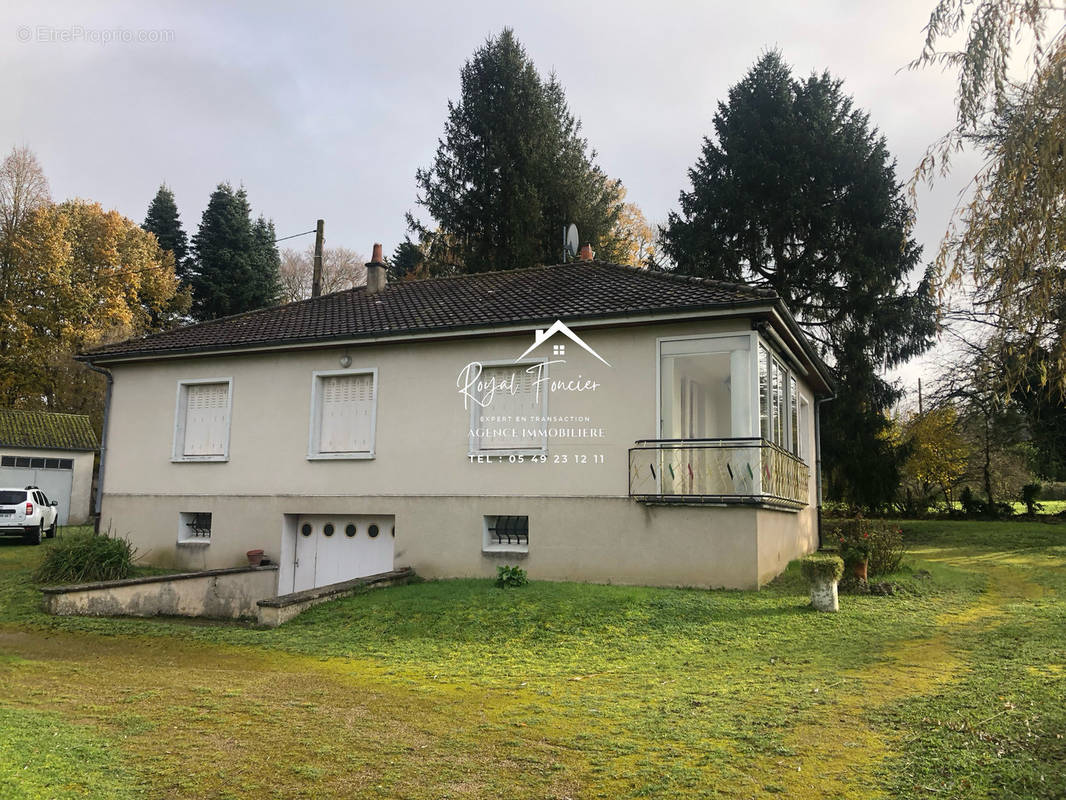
[897,406,969,512]
[0,148,186,425]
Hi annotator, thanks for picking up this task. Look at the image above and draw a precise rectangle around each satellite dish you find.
[565,224,579,260]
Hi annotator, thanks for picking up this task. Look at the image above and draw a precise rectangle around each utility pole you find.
[918,377,923,415]
[311,219,325,298]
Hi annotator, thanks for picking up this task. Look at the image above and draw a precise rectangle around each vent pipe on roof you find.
[366,243,387,296]
[578,243,594,261]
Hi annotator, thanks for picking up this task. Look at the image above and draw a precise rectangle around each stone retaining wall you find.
[41,566,278,620]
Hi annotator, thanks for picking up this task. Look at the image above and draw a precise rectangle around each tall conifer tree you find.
[662,51,937,509]
[410,29,626,272]
[190,184,280,320]
[143,184,191,281]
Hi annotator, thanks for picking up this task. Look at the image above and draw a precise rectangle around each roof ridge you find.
[599,261,777,299]
[388,261,561,285]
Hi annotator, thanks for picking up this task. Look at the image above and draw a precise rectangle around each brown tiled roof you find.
[0,409,98,451]
[84,261,777,361]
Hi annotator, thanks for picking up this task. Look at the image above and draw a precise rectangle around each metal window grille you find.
[185,513,212,538]
[488,516,528,546]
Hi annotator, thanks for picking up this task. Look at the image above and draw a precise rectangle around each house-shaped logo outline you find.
[515,320,611,366]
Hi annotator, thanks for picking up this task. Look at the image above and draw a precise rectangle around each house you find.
[81,247,833,591]
[0,409,98,525]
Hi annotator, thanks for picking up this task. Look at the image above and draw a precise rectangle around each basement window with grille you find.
[308,369,378,460]
[483,515,529,555]
[178,511,212,545]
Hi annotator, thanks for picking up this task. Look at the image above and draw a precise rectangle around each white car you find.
[0,486,59,545]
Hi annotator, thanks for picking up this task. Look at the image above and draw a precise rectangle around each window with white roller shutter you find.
[173,379,232,461]
[470,363,546,453]
[309,369,377,459]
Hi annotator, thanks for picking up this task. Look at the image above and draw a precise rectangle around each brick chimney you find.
[578,243,594,261]
[365,243,387,295]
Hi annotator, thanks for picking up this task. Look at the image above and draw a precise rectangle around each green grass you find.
[0,521,1064,798]
[0,707,142,799]
[1012,499,1066,515]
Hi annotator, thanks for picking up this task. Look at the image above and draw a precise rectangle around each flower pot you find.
[246,549,265,567]
[851,559,868,581]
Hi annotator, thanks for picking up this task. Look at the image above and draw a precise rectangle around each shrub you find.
[495,564,528,588]
[800,553,844,584]
[825,516,906,577]
[34,532,136,584]
[867,525,906,576]
[1021,482,1044,515]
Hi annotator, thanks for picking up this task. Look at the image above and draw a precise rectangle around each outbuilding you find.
[0,409,98,526]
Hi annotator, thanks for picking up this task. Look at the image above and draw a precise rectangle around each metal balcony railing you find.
[628,438,810,509]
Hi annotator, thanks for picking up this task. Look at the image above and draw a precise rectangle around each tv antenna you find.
[563,223,579,261]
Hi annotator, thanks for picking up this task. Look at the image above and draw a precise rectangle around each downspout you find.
[814,395,833,550]
[85,363,113,534]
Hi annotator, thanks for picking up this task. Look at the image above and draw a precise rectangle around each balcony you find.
[628,438,810,509]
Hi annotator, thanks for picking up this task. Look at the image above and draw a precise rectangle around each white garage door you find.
[0,455,75,525]
[291,514,395,593]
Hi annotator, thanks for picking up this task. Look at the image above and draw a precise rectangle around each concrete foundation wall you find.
[41,566,278,619]
[102,493,767,589]
[755,506,818,586]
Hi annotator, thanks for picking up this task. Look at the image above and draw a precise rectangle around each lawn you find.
[0,520,1063,799]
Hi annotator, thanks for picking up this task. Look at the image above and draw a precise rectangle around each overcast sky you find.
[3,0,977,393]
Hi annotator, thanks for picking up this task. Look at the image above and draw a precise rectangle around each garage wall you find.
[0,446,94,525]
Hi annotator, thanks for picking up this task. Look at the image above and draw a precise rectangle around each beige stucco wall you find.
[1,446,95,525]
[100,317,821,588]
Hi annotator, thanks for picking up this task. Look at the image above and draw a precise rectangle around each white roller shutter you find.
[477,365,542,450]
[318,373,375,453]
[183,382,230,456]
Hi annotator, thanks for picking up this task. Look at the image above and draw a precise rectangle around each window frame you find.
[172,377,234,463]
[178,511,213,545]
[482,514,530,555]
[307,367,379,461]
[467,358,549,457]
[657,332,759,441]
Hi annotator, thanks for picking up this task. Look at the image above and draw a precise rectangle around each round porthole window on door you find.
[368,524,379,538]
[345,523,357,537]
[323,523,335,537]
[301,523,313,537]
